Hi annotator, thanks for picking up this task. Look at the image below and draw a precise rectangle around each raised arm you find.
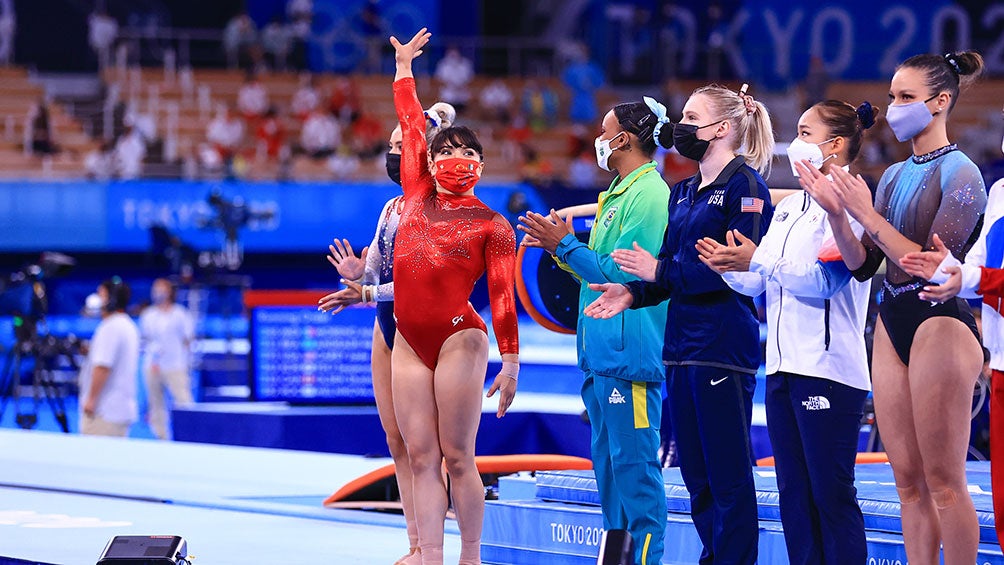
[391,29,434,198]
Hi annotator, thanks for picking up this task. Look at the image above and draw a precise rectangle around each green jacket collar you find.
[605,160,658,198]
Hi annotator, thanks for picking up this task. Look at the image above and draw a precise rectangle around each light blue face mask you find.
[886,94,939,142]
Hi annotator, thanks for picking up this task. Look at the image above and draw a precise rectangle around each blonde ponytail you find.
[692,84,775,176]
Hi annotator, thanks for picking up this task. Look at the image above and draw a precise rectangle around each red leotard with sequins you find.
[392,77,519,370]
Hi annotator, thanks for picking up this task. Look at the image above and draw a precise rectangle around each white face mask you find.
[594,132,624,172]
[786,137,836,177]
[1000,132,1004,156]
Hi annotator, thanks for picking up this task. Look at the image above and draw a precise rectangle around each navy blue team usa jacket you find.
[628,156,774,373]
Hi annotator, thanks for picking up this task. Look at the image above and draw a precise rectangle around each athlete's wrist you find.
[499,361,519,382]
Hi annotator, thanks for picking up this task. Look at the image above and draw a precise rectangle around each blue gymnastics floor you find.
[0,429,461,564]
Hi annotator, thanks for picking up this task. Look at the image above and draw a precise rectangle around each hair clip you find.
[944,53,962,75]
[737,83,756,115]
[424,111,439,128]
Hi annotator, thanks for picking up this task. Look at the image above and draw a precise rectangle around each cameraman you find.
[79,278,139,437]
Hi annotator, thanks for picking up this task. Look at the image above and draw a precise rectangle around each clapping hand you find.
[611,243,659,282]
[695,230,756,274]
[517,210,573,254]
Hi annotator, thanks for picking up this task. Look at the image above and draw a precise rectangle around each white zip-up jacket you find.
[933,178,1004,370]
[723,190,871,391]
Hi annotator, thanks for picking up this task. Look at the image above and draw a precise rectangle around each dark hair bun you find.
[856,101,876,130]
[655,123,674,150]
[949,51,985,77]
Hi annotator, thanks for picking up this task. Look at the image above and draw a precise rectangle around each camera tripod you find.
[0,337,72,433]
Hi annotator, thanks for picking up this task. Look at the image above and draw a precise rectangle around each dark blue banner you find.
[0,180,543,253]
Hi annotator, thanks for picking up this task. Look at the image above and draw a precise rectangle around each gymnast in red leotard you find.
[388,29,519,565]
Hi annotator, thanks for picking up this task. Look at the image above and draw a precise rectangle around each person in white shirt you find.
[114,125,146,180]
[139,278,195,440]
[88,9,117,70]
[434,46,473,112]
[207,105,244,158]
[697,99,879,565]
[291,73,320,119]
[300,109,339,158]
[478,79,513,124]
[237,71,269,120]
[80,278,139,437]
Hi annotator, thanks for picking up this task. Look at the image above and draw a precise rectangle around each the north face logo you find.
[801,396,831,411]
[608,388,626,404]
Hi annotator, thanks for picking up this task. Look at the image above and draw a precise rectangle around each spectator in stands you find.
[561,44,605,126]
[262,16,291,71]
[521,80,559,133]
[88,8,117,70]
[255,106,286,161]
[518,143,554,189]
[237,70,269,121]
[287,0,313,70]
[0,0,14,66]
[478,79,514,126]
[803,56,830,110]
[329,77,361,123]
[223,11,260,70]
[140,278,195,441]
[85,140,116,181]
[348,112,383,160]
[27,100,57,155]
[291,73,320,120]
[205,104,245,174]
[434,46,474,113]
[125,106,157,146]
[502,113,531,163]
[567,148,598,189]
[355,0,386,73]
[300,108,340,159]
[328,144,360,178]
[255,106,287,164]
[114,123,146,180]
[80,278,139,437]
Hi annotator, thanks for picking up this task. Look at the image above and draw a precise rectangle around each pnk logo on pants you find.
[608,388,626,404]
[801,396,831,411]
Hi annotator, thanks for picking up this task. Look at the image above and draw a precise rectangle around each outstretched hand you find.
[317,279,363,315]
[900,233,951,281]
[583,283,633,319]
[326,238,368,281]
[389,28,431,66]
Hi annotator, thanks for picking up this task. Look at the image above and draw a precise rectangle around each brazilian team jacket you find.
[627,156,774,374]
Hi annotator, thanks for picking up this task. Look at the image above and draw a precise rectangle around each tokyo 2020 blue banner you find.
[0,180,543,253]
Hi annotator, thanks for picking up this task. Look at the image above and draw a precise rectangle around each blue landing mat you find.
[482,498,1004,565]
[533,464,998,545]
[172,392,594,457]
[0,430,464,564]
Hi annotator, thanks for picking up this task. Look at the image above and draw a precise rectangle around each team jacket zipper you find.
[774,194,811,368]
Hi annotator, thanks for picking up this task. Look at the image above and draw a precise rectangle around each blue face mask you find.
[886,94,939,142]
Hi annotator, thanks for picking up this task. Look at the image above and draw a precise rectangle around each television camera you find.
[0,252,80,432]
[197,190,275,271]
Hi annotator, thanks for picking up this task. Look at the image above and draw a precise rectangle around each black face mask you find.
[672,121,721,162]
[385,153,402,186]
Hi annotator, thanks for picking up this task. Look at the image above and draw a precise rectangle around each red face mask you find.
[434,157,481,193]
